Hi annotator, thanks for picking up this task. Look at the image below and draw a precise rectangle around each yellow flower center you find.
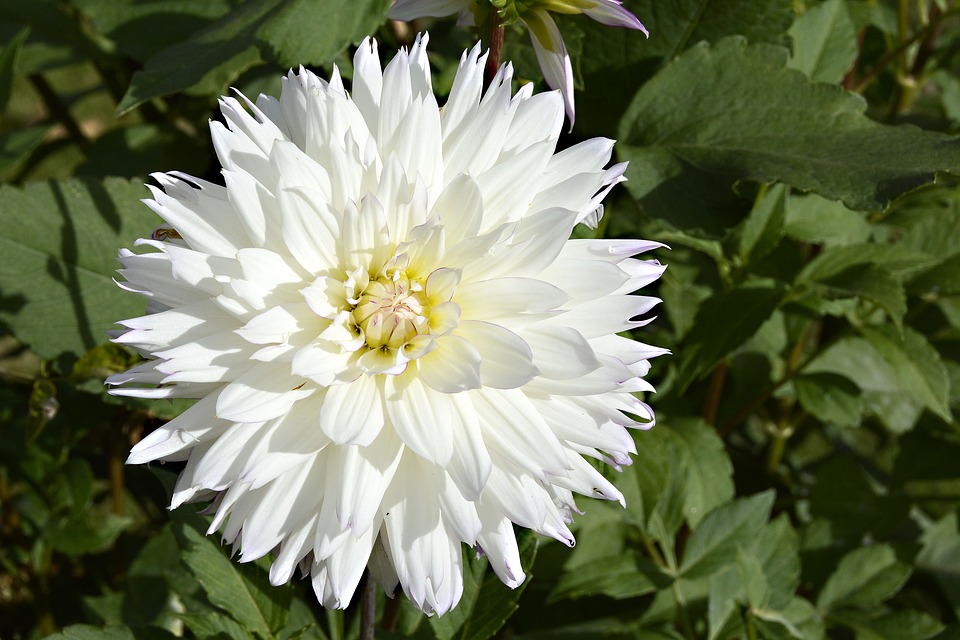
[352,273,429,350]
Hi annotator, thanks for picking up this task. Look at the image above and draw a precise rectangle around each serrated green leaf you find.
[258,0,391,68]
[618,38,960,233]
[860,325,951,422]
[752,515,801,611]
[816,544,912,611]
[680,491,775,579]
[176,523,290,639]
[677,283,784,389]
[576,0,793,136]
[787,0,857,83]
[828,609,944,640]
[671,418,735,528]
[794,372,862,427]
[0,177,159,359]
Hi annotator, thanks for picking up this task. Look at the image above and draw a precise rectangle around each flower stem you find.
[360,571,377,640]
[485,10,504,85]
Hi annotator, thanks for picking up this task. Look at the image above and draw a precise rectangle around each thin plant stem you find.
[703,360,728,426]
[485,10,504,85]
[360,571,377,640]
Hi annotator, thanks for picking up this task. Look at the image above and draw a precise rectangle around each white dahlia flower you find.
[108,34,666,615]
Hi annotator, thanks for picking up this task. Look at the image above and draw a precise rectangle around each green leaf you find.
[671,418,735,528]
[908,252,960,297]
[257,0,391,68]
[456,530,538,640]
[117,0,391,114]
[677,282,784,389]
[0,26,28,112]
[810,263,907,329]
[72,0,236,61]
[783,194,870,247]
[739,184,788,265]
[860,325,952,422]
[816,544,912,611]
[176,523,291,639]
[551,551,669,601]
[47,626,163,640]
[618,38,960,234]
[918,512,960,620]
[0,177,160,359]
[752,515,801,611]
[0,1,100,73]
[794,372,862,427]
[680,491,774,579]
[787,0,857,83]
[115,0,268,115]
[0,125,50,171]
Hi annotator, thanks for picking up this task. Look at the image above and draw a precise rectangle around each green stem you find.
[326,608,345,640]
[360,572,376,640]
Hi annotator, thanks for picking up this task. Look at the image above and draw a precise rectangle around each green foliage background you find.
[1,0,960,638]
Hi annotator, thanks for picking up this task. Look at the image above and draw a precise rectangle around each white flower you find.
[388,0,648,123]
[108,35,666,615]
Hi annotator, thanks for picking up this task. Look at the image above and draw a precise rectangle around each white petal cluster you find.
[109,35,666,615]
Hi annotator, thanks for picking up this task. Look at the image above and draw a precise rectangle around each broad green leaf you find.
[0,177,159,359]
[618,38,960,233]
[918,512,960,620]
[176,523,291,639]
[47,626,178,640]
[860,325,952,422]
[816,544,912,611]
[908,253,960,296]
[117,0,391,114]
[659,249,714,339]
[46,509,134,556]
[115,0,268,115]
[752,515,801,611]
[257,0,391,68]
[799,243,931,282]
[783,194,870,247]
[677,282,784,389]
[680,491,774,579]
[550,551,669,601]
[794,372,862,427]
[671,418,735,528]
[72,0,237,61]
[739,184,787,265]
[787,0,857,83]
[0,27,28,112]
[180,609,255,640]
[575,0,794,136]
[803,262,907,329]
[624,425,691,546]
[828,609,944,640]
[456,530,538,640]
